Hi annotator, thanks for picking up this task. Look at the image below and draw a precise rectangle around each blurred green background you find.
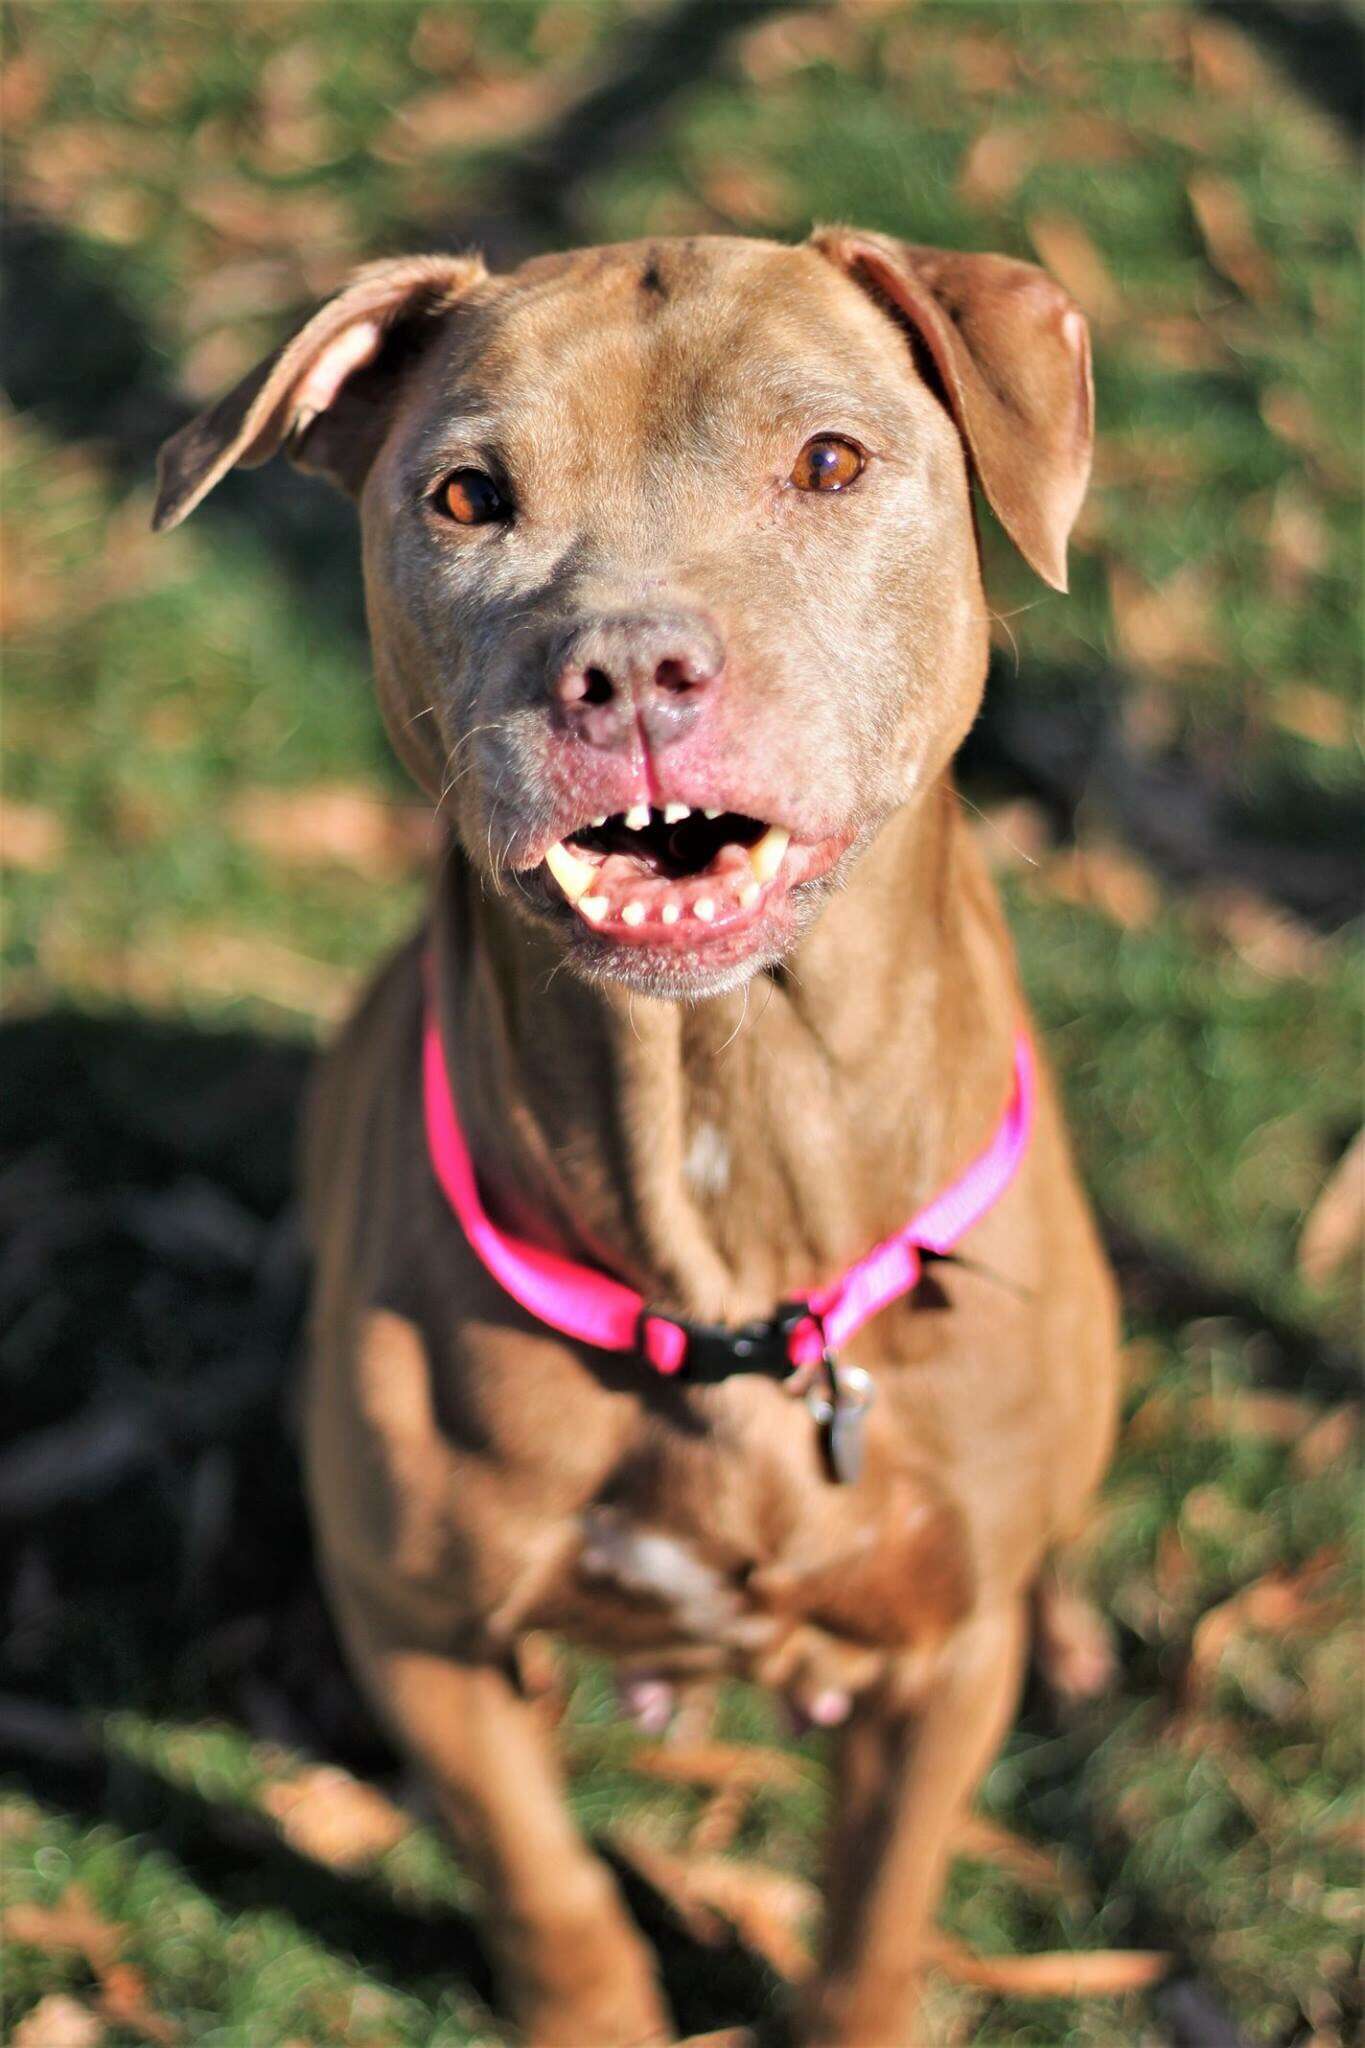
[0,3,1360,2044]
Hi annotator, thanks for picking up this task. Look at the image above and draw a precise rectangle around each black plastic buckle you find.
[639,1298,812,1384]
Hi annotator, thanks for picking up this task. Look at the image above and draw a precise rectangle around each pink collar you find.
[422,1007,1035,1391]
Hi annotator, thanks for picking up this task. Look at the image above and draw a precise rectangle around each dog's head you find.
[156,233,1091,997]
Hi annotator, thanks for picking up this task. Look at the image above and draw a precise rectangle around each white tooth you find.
[748,825,790,884]
[662,802,691,824]
[693,897,716,923]
[624,803,650,831]
[660,901,680,925]
[739,880,761,908]
[545,839,596,903]
[578,895,609,923]
[590,814,607,828]
[620,899,647,926]
[703,807,721,820]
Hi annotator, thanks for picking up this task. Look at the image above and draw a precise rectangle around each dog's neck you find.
[432,778,1018,1324]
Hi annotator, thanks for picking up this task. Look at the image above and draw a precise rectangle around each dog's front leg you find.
[338,1607,672,2045]
[799,1600,1029,2045]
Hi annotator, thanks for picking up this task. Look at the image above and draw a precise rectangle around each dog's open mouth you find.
[541,804,791,938]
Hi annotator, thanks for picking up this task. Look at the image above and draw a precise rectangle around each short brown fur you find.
[158,231,1119,2045]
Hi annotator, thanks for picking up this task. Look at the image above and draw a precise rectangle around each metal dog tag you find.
[805,1359,875,1484]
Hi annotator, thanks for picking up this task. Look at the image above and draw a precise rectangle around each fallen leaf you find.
[1026,214,1122,325]
[957,128,1033,208]
[1259,387,1357,494]
[375,74,563,160]
[1186,1389,1325,1443]
[0,52,50,133]
[12,1996,107,2048]
[1138,315,1228,371]
[225,782,434,878]
[1270,683,1353,750]
[627,1741,809,1795]
[0,798,66,872]
[97,1966,180,2045]
[612,1827,816,1981]
[3,1886,127,1975]
[1298,1131,1365,1289]
[260,1766,410,1870]
[698,160,794,227]
[1038,845,1159,930]
[1186,1551,1348,1707]
[929,1934,1169,1996]
[1188,19,1276,103]
[953,1814,1068,1895]
[737,11,853,84]
[1188,172,1278,303]
[1292,1404,1360,1478]
[1108,560,1222,675]
[1190,886,1325,982]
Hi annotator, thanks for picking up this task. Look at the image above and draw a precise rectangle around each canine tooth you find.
[578,895,609,923]
[590,814,607,828]
[748,825,790,884]
[739,880,761,909]
[544,839,596,902]
[624,803,650,831]
[620,899,647,926]
[693,897,716,923]
[662,802,691,824]
[703,807,721,820]
[660,901,680,925]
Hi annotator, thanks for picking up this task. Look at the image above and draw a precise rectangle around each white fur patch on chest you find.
[578,1507,771,1649]
[684,1120,730,1197]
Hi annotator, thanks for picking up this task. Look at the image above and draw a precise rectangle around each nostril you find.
[653,658,695,696]
[582,665,614,705]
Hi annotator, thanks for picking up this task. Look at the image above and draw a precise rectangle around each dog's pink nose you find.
[551,612,724,750]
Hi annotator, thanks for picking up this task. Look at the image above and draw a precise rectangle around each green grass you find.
[1,3,1360,2043]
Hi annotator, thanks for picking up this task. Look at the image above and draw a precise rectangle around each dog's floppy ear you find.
[152,252,488,533]
[810,228,1093,591]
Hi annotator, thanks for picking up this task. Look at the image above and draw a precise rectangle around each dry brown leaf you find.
[690,1782,747,1854]
[1026,214,1122,325]
[1188,173,1278,304]
[1188,20,1275,103]
[1186,1388,1324,1443]
[953,1814,1067,1895]
[376,74,563,160]
[1108,561,1222,676]
[260,1766,410,1871]
[929,1934,1169,1997]
[1191,886,1325,983]
[698,160,793,227]
[97,1966,180,2046]
[1138,316,1228,372]
[1270,683,1353,750]
[612,1827,816,1981]
[0,51,50,133]
[1263,486,1330,597]
[1186,1551,1348,1706]
[1039,846,1159,931]
[1299,1131,1365,1289]
[0,798,66,873]
[12,1996,107,2048]
[3,1886,127,1974]
[737,11,852,84]
[957,128,1033,208]
[1259,387,1357,494]
[1293,1404,1360,1478]
[225,782,433,879]
[1049,112,1142,166]
[628,1741,809,1795]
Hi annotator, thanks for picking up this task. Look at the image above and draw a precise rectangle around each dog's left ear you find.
[811,228,1093,591]
[152,251,488,533]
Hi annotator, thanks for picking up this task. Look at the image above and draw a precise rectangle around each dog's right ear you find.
[152,252,487,533]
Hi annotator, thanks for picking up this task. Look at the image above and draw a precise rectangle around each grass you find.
[1,3,1360,2043]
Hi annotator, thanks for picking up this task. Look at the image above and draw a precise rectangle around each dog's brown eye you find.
[791,436,865,493]
[439,469,508,525]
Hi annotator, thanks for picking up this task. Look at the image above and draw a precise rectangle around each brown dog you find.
[155,231,1120,2046]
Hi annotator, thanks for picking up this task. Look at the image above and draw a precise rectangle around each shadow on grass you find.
[0,1002,1352,2040]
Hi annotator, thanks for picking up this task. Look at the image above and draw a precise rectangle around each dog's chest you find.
[528,1396,976,1681]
